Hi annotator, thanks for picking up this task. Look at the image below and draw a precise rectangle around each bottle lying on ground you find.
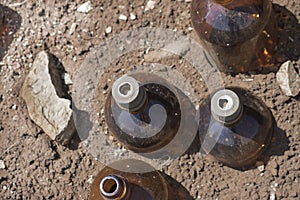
[198,87,274,169]
[191,0,278,74]
[89,159,188,200]
[104,74,182,153]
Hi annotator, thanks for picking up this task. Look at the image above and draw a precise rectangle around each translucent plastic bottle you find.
[89,160,174,200]
[198,87,273,168]
[191,0,277,74]
[105,74,181,153]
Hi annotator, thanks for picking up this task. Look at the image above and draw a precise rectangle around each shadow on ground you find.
[259,119,290,164]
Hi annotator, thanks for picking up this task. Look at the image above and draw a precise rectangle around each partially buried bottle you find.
[89,160,176,200]
[104,73,181,153]
[191,0,277,74]
[198,87,273,169]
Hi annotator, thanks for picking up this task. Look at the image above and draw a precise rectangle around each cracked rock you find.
[21,51,75,145]
[276,61,300,97]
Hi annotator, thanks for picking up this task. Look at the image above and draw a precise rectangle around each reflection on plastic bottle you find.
[199,87,273,169]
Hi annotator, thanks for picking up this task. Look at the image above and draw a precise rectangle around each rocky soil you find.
[0,0,299,199]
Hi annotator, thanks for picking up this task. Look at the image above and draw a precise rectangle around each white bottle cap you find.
[211,89,242,124]
[112,75,146,111]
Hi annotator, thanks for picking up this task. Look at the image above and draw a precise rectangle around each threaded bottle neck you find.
[211,89,243,125]
[112,75,147,113]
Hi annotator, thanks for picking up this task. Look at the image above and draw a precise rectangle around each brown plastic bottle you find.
[104,73,181,153]
[198,87,273,168]
[89,160,177,200]
[191,0,277,74]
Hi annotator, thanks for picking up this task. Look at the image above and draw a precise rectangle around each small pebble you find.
[105,26,112,34]
[62,73,73,85]
[77,1,93,13]
[270,192,276,200]
[119,14,128,21]
[109,136,114,141]
[86,175,94,184]
[130,13,136,20]
[13,115,19,121]
[69,23,77,35]
[258,165,265,172]
[0,160,5,169]
[145,0,156,11]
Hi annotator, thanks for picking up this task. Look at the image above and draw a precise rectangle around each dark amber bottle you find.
[0,5,21,60]
[105,74,181,153]
[191,0,277,74]
[89,160,176,200]
[198,87,273,168]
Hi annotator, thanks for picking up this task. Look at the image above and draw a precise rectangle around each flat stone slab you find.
[21,51,75,145]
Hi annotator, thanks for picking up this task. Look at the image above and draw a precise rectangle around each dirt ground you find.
[0,0,299,199]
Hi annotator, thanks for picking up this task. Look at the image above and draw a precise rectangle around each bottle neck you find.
[100,175,128,199]
[127,85,148,113]
[211,89,243,125]
[112,76,147,113]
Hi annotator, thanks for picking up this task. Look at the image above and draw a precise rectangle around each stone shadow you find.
[47,53,93,150]
[68,105,93,150]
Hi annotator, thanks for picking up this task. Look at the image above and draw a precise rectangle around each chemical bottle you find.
[104,74,181,153]
[198,87,273,168]
[191,0,277,74]
[89,159,184,200]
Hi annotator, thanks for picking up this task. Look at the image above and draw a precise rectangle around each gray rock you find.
[276,61,300,97]
[21,51,75,145]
